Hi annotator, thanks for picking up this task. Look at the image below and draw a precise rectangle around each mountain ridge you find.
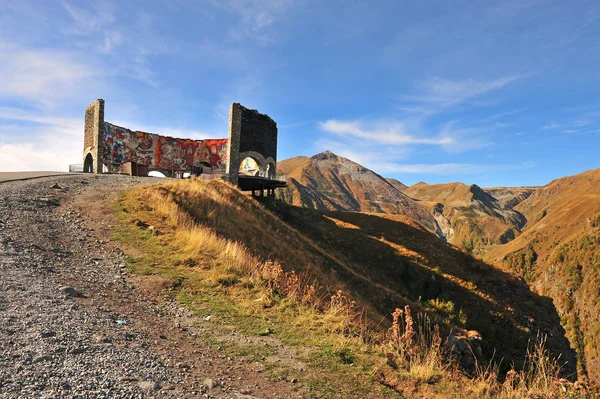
[277,150,600,383]
[277,150,440,235]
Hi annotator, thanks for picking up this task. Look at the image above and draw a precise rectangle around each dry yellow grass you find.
[112,177,594,398]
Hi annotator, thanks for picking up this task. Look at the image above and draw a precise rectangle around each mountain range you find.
[277,150,600,382]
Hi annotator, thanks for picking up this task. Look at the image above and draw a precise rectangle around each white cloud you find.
[542,118,594,133]
[319,120,452,146]
[481,107,528,122]
[372,162,484,175]
[214,0,298,43]
[99,31,123,54]
[62,1,116,35]
[368,160,535,175]
[542,121,561,129]
[0,113,82,172]
[438,121,493,152]
[400,75,522,115]
[0,43,100,107]
[315,74,521,174]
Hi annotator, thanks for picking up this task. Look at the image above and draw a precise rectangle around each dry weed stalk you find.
[123,180,595,399]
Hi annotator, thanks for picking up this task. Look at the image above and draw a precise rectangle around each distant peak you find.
[311,150,340,160]
[469,184,484,194]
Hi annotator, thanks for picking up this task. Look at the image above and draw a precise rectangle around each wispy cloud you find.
[399,75,522,116]
[61,1,123,54]
[481,107,528,122]
[0,42,100,107]
[214,0,298,44]
[62,1,116,35]
[370,160,535,175]
[60,2,175,86]
[0,111,82,171]
[316,75,522,176]
[542,118,594,134]
[319,120,452,146]
[438,121,493,152]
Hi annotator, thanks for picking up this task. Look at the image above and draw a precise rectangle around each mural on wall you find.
[240,157,259,169]
[239,157,260,176]
[195,139,228,170]
[103,122,228,171]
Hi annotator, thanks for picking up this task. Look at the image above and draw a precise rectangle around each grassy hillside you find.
[108,177,593,397]
[277,206,574,372]
[404,182,527,252]
[484,169,600,382]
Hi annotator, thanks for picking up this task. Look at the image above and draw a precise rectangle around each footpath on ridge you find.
[0,174,300,399]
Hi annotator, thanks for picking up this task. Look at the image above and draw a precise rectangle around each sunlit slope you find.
[277,151,438,234]
[486,168,600,264]
[484,168,600,381]
[404,182,528,250]
[386,178,408,192]
[278,206,575,373]
[129,178,575,375]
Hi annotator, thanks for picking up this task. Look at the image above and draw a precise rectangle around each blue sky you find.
[0,0,599,187]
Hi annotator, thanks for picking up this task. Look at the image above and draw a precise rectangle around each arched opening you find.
[239,157,261,177]
[267,162,275,179]
[191,162,212,177]
[148,171,167,178]
[84,153,94,173]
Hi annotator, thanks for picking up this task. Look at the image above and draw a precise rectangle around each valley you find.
[278,151,600,386]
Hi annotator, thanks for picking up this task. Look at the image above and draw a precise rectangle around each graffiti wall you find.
[103,122,228,172]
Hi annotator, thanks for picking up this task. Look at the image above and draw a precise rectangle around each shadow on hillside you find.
[277,205,577,377]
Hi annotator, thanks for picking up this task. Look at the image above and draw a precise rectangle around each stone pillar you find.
[226,103,242,185]
[83,99,105,174]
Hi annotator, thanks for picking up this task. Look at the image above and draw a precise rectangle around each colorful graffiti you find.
[194,139,228,170]
[103,122,227,172]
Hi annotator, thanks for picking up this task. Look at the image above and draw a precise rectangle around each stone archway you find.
[265,157,276,179]
[267,162,275,179]
[84,153,94,173]
[239,156,262,176]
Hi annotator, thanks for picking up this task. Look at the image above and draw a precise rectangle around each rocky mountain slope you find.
[277,151,534,251]
[276,151,438,234]
[483,187,536,209]
[404,182,530,251]
[277,151,600,384]
[484,168,600,381]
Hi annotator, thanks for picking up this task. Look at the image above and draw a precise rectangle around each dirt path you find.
[0,175,300,399]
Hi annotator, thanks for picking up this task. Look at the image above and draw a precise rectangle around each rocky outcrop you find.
[404,182,528,250]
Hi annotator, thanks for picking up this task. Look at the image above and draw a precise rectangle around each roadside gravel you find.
[0,175,298,399]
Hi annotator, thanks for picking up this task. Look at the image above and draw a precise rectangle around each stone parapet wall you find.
[83,100,278,184]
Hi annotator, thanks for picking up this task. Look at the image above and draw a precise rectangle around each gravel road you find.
[0,175,299,399]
